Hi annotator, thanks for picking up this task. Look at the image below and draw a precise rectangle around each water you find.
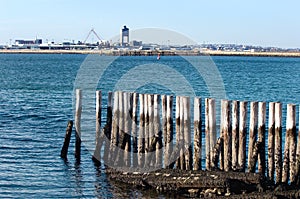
[0,54,299,198]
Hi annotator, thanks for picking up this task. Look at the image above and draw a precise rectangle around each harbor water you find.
[0,54,300,198]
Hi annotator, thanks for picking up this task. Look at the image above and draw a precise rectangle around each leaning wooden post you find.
[274,102,282,185]
[231,101,239,170]
[154,94,162,168]
[132,93,139,168]
[268,102,275,182]
[193,97,202,170]
[93,90,102,164]
[183,96,192,170]
[61,120,73,159]
[176,96,181,169]
[75,89,82,160]
[221,99,231,172]
[238,101,247,171]
[166,95,174,169]
[287,104,296,184]
[257,102,266,175]
[138,94,145,168]
[247,102,258,172]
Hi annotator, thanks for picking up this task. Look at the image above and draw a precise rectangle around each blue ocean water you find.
[0,54,299,198]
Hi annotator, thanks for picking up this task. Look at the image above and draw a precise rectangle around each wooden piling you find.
[176,96,181,169]
[166,95,174,169]
[162,95,167,168]
[75,89,82,160]
[144,94,149,159]
[104,91,113,164]
[61,120,73,159]
[268,102,275,181]
[183,97,192,170]
[287,104,296,184]
[93,90,102,164]
[110,91,119,164]
[221,100,231,172]
[297,106,300,186]
[138,94,145,167]
[148,94,155,166]
[231,101,239,170]
[123,92,131,167]
[154,94,162,168]
[257,102,266,175]
[274,102,282,184]
[179,96,185,170]
[247,102,258,172]
[132,93,139,167]
[205,98,211,170]
[193,97,202,171]
[238,101,247,171]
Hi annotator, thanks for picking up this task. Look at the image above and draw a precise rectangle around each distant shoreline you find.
[1,49,300,57]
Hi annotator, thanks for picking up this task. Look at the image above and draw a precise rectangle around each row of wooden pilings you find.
[62,89,300,186]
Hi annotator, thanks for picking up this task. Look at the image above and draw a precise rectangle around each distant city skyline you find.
[1,0,300,48]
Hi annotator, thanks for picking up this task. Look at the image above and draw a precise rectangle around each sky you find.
[1,0,300,48]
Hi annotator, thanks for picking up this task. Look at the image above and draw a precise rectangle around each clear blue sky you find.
[1,0,300,48]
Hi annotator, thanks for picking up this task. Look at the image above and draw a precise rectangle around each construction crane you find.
[83,28,102,44]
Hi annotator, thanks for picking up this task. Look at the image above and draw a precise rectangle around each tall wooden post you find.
[287,104,296,184]
[193,97,202,170]
[132,93,139,167]
[221,100,231,172]
[179,96,185,170]
[138,94,145,168]
[183,96,192,170]
[268,102,275,181]
[238,101,247,171]
[247,102,258,172]
[154,94,162,168]
[274,102,282,184]
[166,96,174,168]
[257,102,266,175]
[75,89,82,160]
[93,90,102,163]
[231,101,239,170]
[176,96,181,169]
[110,91,119,164]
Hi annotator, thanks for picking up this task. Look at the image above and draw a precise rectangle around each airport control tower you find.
[120,25,129,47]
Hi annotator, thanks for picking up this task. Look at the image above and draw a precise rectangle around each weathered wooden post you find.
[247,102,258,172]
[193,97,202,170]
[297,106,300,186]
[287,104,296,184]
[257,102,266,175]
[154,94,162,168]
[166,95,174,169]
[176,96,181,169]
[93,90,102,164]
[221,100,231,172]
[75,89,82,160]
[132,93,139,167]
[104,91,113,164]
[268,102,275,181]
[231,100,239,170]
[183,96,192,170]
[274,102,282,184]
[110,91,119,164]
[205,98,211,170]
[138,94,145,167]
[179,96,185,170]
[144,94,149,162]
[238,101,247,171]
[61,120,73,159]
[123,92,131,167]
[148,94,155,166]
